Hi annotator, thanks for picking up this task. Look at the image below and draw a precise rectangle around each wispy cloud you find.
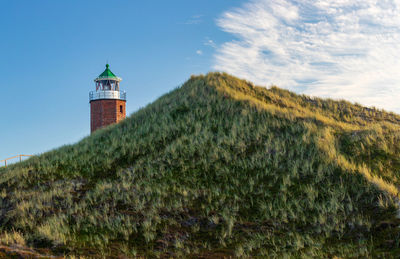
[196,50,203,55]
[214,0,400,112]
[204,38,217,48]
[184,14,204,25]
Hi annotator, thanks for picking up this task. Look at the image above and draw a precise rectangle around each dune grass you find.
[1,72,400,257]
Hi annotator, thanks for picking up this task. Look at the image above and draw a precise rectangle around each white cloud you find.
[204,38,217,48]
[196,50,203,55]
[184,15,204,25]
[214,0,400,112]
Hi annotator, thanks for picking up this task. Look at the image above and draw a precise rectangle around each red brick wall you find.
[90,99,126,133]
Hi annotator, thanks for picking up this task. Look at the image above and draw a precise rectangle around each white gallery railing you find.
[89,90,126,101]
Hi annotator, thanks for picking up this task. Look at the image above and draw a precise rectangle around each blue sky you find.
[2,0,400,160]
[0,0,242,159]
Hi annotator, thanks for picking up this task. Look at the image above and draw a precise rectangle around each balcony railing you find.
[89,90,126,101]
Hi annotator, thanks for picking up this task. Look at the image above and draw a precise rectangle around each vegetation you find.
[1,72,400,257]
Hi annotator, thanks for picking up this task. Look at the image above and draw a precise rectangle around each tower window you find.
[120,105,123,113]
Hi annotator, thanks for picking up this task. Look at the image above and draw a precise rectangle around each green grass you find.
[1,72,400,257]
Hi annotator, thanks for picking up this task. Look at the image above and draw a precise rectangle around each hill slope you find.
[1,72,400,257]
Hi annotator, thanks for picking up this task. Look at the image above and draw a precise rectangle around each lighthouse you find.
[90,64,126,133]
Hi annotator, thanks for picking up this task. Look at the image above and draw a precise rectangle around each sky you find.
[1,0,400,160]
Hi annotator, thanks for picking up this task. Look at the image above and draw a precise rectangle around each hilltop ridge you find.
[1,72,400,257]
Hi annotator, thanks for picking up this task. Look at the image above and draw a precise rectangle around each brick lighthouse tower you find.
[90,64,126,133]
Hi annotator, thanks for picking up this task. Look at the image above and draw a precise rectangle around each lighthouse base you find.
[90,99,126,133]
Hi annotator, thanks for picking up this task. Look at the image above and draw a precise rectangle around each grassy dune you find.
[1,72,400,257]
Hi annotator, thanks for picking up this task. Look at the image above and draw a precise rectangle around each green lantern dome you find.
[95,64,121,81]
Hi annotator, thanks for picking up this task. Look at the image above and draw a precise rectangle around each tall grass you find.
[1,72,400,257]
